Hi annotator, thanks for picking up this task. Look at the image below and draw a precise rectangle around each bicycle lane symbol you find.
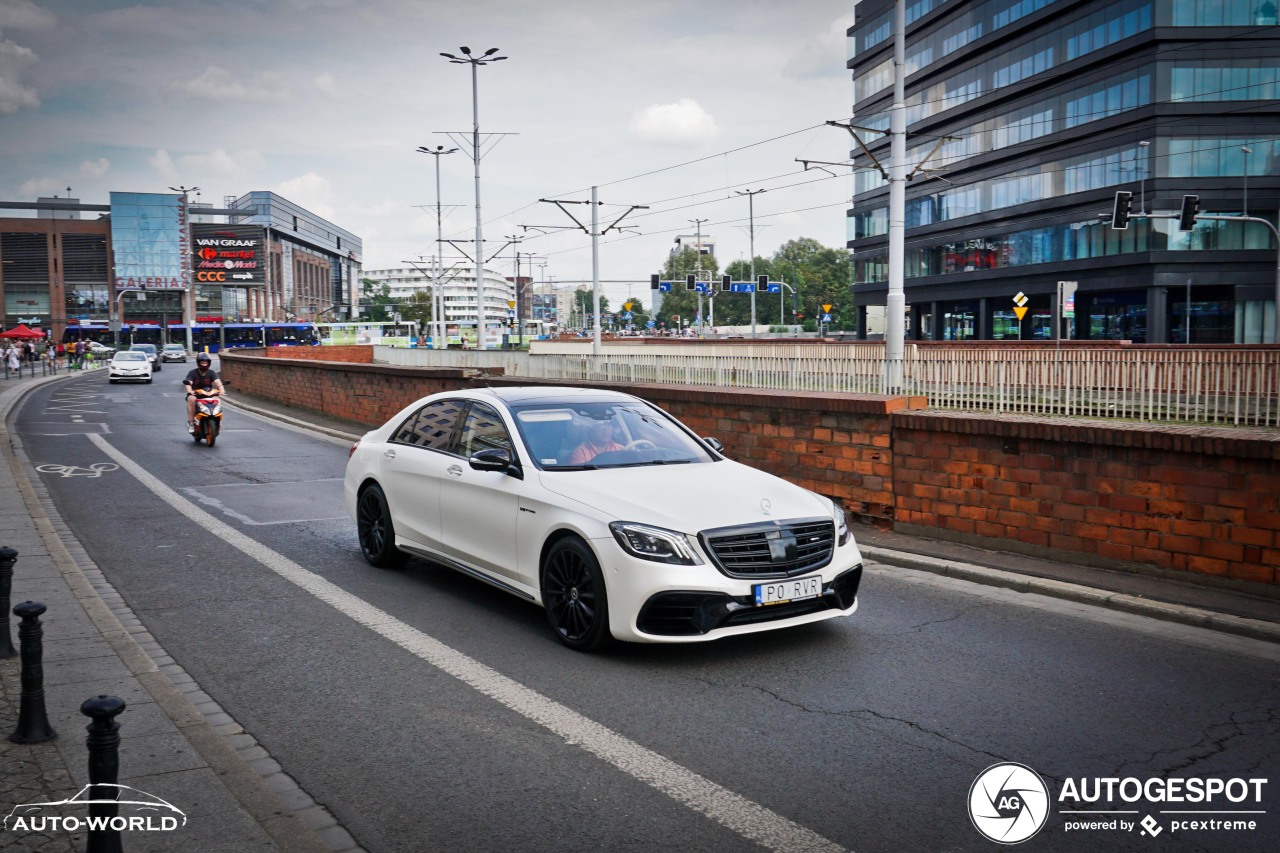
[35,463,119,478]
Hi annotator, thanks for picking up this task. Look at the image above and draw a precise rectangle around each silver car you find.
[161,343,188,363]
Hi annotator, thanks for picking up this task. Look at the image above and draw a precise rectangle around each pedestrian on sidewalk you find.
[5,343,21,373]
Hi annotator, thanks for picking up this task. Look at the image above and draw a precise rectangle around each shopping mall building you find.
[846,0,1279,343]
[0,190,362,340]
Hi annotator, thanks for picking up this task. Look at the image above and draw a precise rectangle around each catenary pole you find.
[885,0,906,392]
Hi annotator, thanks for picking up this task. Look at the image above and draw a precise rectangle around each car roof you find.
[473,386,643,407]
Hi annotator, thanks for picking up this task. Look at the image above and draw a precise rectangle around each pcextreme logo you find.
[4,784,186,834]
[968,763,1270,844]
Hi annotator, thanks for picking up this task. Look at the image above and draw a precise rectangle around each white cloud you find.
[0,37,38,113]
[173,66,290,103]
[629,99,719,144]
[274,172,334,219]
[149,148,265,185]
[312,71,343,99]
[17,176,66,197]
[784,16,852,79]
[0,0,57,30]
[79,157,110,179]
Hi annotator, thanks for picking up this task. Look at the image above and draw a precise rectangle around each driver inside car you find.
[567,418,623,464]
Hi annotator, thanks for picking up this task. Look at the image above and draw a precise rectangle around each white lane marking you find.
[85,432,845,853]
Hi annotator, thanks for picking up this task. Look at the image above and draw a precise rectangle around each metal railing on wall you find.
[374,344,1280,428]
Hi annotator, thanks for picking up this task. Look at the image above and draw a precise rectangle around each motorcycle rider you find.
[183,352,225,434]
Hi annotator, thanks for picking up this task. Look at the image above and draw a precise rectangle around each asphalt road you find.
[14,369,1280,852]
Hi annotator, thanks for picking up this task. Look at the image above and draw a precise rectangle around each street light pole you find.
[735,189,766,338]
[1138,140,1150,214]
[416,145,458,349]
[441,46,507,349]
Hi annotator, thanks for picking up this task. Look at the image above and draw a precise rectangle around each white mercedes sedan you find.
[343,387,863,651]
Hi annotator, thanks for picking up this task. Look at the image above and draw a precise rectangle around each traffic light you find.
[650,273,660,290]
[721,274,731,291]
[758,274,768,289]
[1178,194,1199,232]
[686,274,696,290]
[1111,191,1133,230]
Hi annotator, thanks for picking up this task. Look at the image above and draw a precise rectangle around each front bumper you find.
[109,369,150,379]
[598,536,864,643]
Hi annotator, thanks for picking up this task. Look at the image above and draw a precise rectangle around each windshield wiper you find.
[549,464,599,471]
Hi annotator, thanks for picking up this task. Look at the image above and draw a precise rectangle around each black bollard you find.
[0,547,16,657]
[9,600,56,743]
[82,695,126,853]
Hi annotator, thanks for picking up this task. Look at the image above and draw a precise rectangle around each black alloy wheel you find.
[542,538,612,651]
[356,485,407,569]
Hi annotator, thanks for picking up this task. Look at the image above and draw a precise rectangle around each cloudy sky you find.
[0,0,857,306]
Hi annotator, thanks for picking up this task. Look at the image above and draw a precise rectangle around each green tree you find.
[360,278,395,322]
[398,289,434,333]
[571,288,612,331]
[658,247,719,331]
[769,238,853,331]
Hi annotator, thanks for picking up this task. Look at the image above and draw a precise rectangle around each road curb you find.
[860,546,1280,645]
[223,396,363,443]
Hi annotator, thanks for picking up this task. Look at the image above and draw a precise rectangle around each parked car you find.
[108,350,152,383]
[87,341,116,357]
[161,344,188,363]
[128,344,160,371]
[344,386,863,651]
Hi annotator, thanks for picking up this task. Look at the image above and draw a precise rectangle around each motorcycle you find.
[192,389,223,447]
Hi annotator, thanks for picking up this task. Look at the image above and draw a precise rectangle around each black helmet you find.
[197,353,212,365]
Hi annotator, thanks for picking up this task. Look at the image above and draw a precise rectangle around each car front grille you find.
[699,518,835,578]
[635,565,862,636]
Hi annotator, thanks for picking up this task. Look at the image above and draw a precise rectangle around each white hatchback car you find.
[108,350,152,383]
[344,387,863,650]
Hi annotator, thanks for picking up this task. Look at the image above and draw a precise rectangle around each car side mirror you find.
[702,436,724,454]
[469,447,523,479]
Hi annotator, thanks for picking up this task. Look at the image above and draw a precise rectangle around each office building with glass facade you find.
[847,0,1280,343]
[0,190,362,339]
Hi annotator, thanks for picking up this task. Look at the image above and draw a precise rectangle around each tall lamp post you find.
[416,145,458,349]
[441,46,507,349]
[735,189,766,338]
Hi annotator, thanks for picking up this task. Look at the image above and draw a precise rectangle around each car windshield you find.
[164,345,183,351]
[511,401,716,471]
[130,345,154,352]
[114,352,146,361]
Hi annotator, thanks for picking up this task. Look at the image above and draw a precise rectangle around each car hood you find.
[536,460,832,533]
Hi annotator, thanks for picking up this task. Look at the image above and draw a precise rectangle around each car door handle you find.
[383,449,396,460]
[447,464,464,477]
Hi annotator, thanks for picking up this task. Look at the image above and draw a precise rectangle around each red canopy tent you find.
[0,324,45,340]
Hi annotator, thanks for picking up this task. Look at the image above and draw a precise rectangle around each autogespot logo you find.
[969,762,1051,844]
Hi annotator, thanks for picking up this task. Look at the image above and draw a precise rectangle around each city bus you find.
[316,321,419,347]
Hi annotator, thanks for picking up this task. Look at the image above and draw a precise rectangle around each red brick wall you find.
[263,345,373,363]
[893,411,1280,585]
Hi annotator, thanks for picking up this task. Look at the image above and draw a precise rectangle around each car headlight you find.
[609,522,703,565]
[836,507,852,546]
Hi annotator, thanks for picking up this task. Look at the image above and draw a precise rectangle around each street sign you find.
[507,300,516,309]
[623,302,633,312]
[730,284,756,293]
[767,284,781,294]
[1013,291,1028,321]
[623,312,633,320]
[822,304,833,313]
[822,313,832,324]
[659,283,672,292]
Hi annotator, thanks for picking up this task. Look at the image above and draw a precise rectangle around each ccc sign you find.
[197,271,227,282]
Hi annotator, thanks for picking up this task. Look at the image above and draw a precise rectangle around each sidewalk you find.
[0,366,334,852]
[222,387,1280,645]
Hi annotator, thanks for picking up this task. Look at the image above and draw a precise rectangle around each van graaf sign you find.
[192,224,266,285]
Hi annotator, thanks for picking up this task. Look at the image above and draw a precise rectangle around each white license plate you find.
[754,575,822,606]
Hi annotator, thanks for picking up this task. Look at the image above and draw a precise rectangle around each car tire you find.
[356,484,407,569]
[541,537,613,652]
[109,378,117,384]
[145,377,152,383]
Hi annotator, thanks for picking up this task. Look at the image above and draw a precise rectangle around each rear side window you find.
[392,399,465,450]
